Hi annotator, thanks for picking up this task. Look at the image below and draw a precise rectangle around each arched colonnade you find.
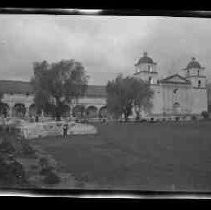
[0,102,108,119]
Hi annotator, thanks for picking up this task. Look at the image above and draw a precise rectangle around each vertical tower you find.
[183,57,206,88]
[182,57,207,114]
[134,52,158,84]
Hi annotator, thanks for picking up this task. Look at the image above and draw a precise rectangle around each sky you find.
[0,15,211,85]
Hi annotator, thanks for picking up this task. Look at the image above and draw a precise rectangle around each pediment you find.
[160,74,191,85]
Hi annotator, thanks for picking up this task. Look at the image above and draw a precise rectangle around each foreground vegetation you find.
[30,120,211,191]
[0,127,62,189]
[2,119,211,191]
[0,129,34,188]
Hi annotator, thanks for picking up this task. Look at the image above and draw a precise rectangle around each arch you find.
[29,104,36,117]
[86,106,98,118]
[12,103,26,118]
[149,76,152,83]
[72,105,85,118]
[98,106,107,118]
[0,103,10,118]
[198,80,201,88]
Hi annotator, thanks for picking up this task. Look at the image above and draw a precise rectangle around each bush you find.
[9,160,26,182]
[191,115,197,121]
[0,156,26,186]
[175,117,180,121]
[0,141,15,154]
[39,166,54,176]
[42,171,60,185]
[21,141,35,156]
[39,157,49,169]
[183,115,187,120]
[201,111,209,119]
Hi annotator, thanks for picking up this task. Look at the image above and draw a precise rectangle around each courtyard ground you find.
[30,120,211,191]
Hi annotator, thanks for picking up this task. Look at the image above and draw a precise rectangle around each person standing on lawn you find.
[63,122,68,139]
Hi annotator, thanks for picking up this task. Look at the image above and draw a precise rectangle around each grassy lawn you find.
[30,120,211,191]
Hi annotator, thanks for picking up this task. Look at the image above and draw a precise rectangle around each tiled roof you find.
[0,80,106,98]
[0,80,33,95]
[85,85,107,97]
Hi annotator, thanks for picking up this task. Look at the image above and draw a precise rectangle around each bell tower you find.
[134,52,158,85]
[183,57,206,88]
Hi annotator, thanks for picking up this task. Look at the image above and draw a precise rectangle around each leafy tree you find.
[0,91,8,117]
[72,105,86,118]
[201,111,209,119]
[0,91,3,101]
[106,74,153,121]
[31,59,88,121]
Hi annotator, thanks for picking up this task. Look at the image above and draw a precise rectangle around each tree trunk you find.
[56,114,61,121]
[124,111,128,122]
[55,98,61,121]
[135,106,141,121]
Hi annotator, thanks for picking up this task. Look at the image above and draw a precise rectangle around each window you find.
[148,65,152,72]
[198,70,200,76]
[173,102,181,114]
[149,76,152,84]
[173,88,178,94]
[198,80,201,88]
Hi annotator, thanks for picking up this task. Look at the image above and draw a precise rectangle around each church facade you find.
[133,52,208,119]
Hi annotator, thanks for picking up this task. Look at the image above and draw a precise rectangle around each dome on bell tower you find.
[186,57,201,69]
[134,51,158,84]
[135,52,155,66]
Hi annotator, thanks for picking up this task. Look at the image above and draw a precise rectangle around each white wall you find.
[190,88,208,114]
[161,83,193,115]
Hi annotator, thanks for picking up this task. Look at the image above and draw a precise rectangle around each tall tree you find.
[106,74,154,121]
[0,91,7,117]
[31,59,88,121]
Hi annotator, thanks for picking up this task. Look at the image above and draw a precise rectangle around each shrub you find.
[135,115,140,122]
[183,115,187,120]
[9,160,26,182]
[39,166,54,176]
[39,157,49,169]
[191,115,197,121]
[21,141,35,156]
[0,141,15,154]
[201,111,209,119]
[42,171,60,185]
[0,156,26,186]
[175,117,180,121]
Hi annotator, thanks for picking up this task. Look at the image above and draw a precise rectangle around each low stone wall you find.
[20,121,97,139]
